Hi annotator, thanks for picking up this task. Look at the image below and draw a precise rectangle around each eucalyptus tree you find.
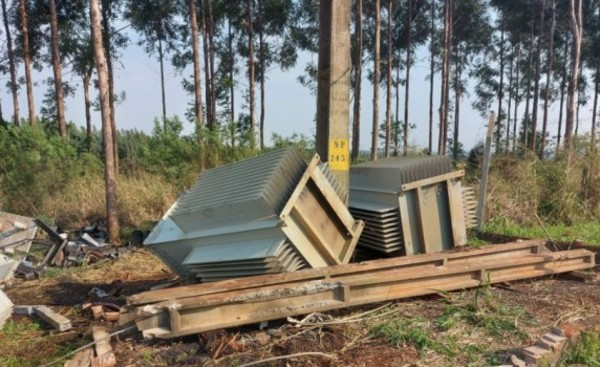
[18,0,35,125]
[1,0,18,126]
[565,0,583,162]
[450,0,492,159]
[125,0,180,124]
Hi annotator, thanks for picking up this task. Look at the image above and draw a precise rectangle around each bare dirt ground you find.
[1,246,599,367]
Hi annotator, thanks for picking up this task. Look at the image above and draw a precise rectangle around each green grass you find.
[370,316,457,357]
[559,332,600,366]
[483,220,600,246]
[0,320,83,367]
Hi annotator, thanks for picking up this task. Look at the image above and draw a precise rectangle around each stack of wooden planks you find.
[127,240,595,339]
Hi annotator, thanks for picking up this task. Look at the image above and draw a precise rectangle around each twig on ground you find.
[237,352,337,367]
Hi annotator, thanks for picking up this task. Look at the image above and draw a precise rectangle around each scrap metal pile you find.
[0,212,136,284]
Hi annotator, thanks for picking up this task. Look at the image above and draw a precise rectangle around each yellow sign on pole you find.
[329,139,350,171]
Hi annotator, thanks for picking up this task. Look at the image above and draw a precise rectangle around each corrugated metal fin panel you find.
[350,156,452,193]
[349,207,403,254]
[145,149,363,282]
[462,186,478,228]
[169,148,307,232]
[319,162,348,202]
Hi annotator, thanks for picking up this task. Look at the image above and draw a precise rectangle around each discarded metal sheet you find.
[0,289,12,328]
[129,240,595,338]
[145,148,364,282]
[0,211,38,254]
[0,254,19,283]
[349,156,474,255]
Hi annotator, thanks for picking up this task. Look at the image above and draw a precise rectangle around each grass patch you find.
[370,316,457,357]
[435,288,530,341]
[559,332,600,366]
[0,320,82,367]
[483,220,600,245]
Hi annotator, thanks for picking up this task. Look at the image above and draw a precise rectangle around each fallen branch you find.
[238,352,337,367]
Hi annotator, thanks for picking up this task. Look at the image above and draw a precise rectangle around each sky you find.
[0,29,594,153]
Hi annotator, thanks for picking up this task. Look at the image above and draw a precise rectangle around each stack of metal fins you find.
[462,186,478,228]
[145,148,363,282]
[349,156,452,254]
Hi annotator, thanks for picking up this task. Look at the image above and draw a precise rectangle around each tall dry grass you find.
[481,151,600,226]
[33,172,180,230]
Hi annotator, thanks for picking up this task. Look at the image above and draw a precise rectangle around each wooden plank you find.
[401,170,465,192]
[34,305,71,332]
[134,248,594,338]
[447,179,468,246]
[91,326,116,367]
[414,187,430,253]
[397,193,416,255]
[128,240,545,306]
[279,155,321,219]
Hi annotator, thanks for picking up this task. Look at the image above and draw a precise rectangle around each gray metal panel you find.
[350,156,452,193]
[169,148,307,232]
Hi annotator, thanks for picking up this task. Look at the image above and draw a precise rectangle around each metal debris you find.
[0,289,13,328]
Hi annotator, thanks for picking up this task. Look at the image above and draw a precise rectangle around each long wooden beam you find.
[129,242,595,338]
[129,240,544,306]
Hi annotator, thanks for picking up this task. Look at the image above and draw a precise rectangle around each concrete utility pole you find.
[316,0,352,203]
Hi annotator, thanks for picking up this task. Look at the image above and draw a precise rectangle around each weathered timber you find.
[129,240,544,306]
[130,241,595,338]
[34,305,72,331]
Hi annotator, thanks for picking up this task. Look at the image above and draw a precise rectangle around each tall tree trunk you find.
[384,0,392,157]
[19,0,35,125]
[83,71,92,152]
[403,0,412,156]
[540,0,556,158]
[371,0,380,160]
[592,65,599,151]
[512,44,520,153]
[523,21,534,149]
[557,38,568,150]
[248,0,255,148]
[530,0,546,150]
[565,0,583,164]
[506,44,514,153]
[2,0,18,126]
[201,2,212,130]
[438,0,452,155]
[158,36,167,124]
[428,0,435,155]
[189,0,204,168]
[90,0,119,244]
[228,16,236,149]
[495,18,505,153]
[351,0,363,162]
[49,0,66,137]
[453,52,461,160]
[101,0,118,173]
[258,1,265,150]
[206,0,216,131]
[395,51,400,156]
[575,59,583,137]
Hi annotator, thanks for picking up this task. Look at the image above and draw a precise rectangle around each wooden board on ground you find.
[129,241,595,338]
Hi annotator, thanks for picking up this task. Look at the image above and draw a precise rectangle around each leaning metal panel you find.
[145,149,363,281]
